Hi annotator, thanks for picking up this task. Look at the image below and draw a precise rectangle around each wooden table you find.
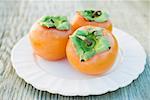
[0,0,149,100]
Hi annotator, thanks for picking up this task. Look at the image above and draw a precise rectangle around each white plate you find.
[11,28,146,96]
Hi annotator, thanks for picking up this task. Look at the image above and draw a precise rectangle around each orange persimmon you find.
[72,10,112,32]
[29,16,73,61]
[66,26,118,75]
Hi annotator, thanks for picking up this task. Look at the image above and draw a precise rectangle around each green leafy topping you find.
[95,36,111,53]
[39,16,70,30]
[70,27,111,61]
[79,10,109,22]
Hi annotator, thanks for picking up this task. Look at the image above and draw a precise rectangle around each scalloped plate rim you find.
[11,27,146,96]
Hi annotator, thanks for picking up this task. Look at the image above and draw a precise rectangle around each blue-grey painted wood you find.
[0,0,149,100]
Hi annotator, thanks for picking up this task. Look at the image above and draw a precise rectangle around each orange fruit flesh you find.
[66,26,118,75]
[72,12,112,32]
[29,22,73,61]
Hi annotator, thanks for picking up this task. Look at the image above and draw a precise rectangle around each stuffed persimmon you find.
[72,10,112,32]
[66,26,118,75]
[29,16,73,61]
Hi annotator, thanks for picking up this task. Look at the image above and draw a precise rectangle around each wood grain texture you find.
[0,0,149,100]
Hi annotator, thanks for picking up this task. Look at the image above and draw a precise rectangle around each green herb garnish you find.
[39,16,70,30]
[79,10,109,22]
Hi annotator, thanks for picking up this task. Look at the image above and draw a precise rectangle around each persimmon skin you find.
[66,26,118,75]
[29,22,73,61]
[72,12,112,32]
